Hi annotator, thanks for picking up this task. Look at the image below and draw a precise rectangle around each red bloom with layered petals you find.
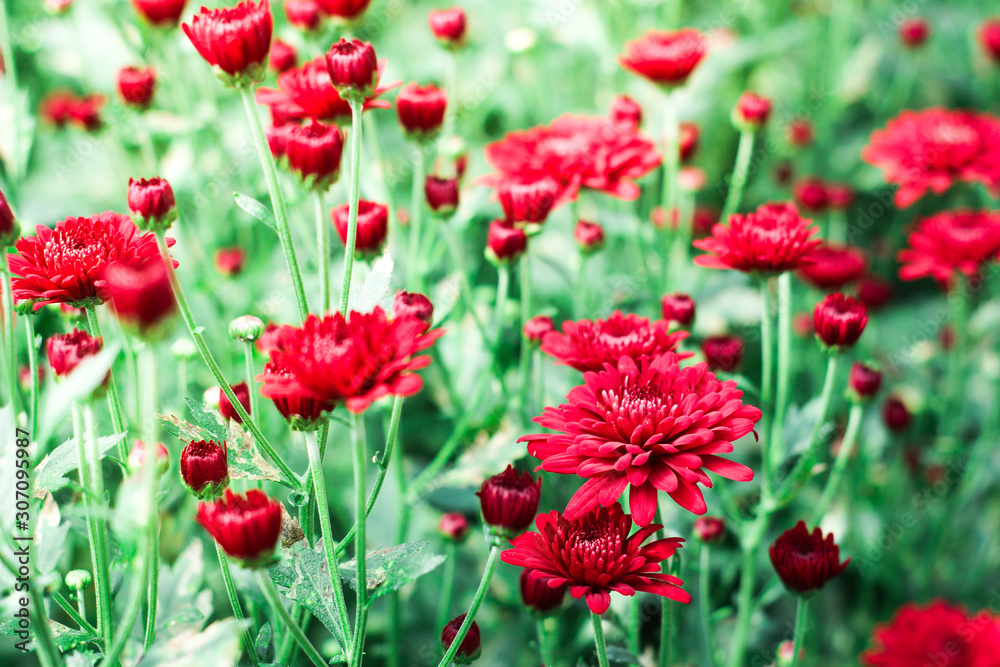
[132,0,187,26]
[500,505,691,614]
[182,0,273,85]
[862,108,1000,208]
[540,311,688,373]
[693,202,820,274]
[520,355,760,524]
[897,210,1000,287]
[196,489,282,567]
[619,29,708,87]
[769,521,849,595]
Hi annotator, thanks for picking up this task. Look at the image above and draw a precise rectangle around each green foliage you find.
[31,432,126,499]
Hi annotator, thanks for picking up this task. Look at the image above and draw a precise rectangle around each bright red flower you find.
[258,307,442,415]
[424,176,459,216]
[500,505,691,614]
[701,335,744,372]
[520,354,759,523]
[9,212,168,309]
[619,29,708,87]
[862,600,1000,667]
[285,0,321,30]
[269,38,297,73]
[325,38,377,99]
[180,439,230,499]
[520,569,566,614]
[196,489,282,567]
[483,113,662,205]
[660,293,695,326]
[769,521,849,595]
[574,219,605,253]
[477,465,541,537]
[486,219,527,264]
[980,19,1000,63]
[132,0,187,25]
[862,108,1000,208]
[897,210,1000,288]
[128,176,177,231]
[285,121,344,190]
[540,311,688,373]
[693,202,821,274]
[103,256,177,337]
[396,82,447,140]
[117,66,156,109]
[609,95,643,129]
[46,329,103,378]
[219,381,252,423]
[317,0,370,21]
[797,243,867,290]
[497,175,560,225]
[733,91,772,129]
[899,18,930,48]
[182,0,273,86]
[332,199,388,256]
[813,293,868,350]
[428,8,466,48]
[215,247,245,276]
[523,315,554,344]
[392,290,434,332]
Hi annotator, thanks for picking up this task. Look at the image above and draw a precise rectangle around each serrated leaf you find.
[31,432,127,499]
[255,622,272,661]
[186,399,228,440]
[267,539,349,648]
[140,618,246,667]
[156,541,212,639]
[339,541,445,603]
[226,422,286,486]
[234,192,277,232]
[354,251,394,313]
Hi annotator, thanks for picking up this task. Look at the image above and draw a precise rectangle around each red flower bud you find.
[215,247,246,277]
[793,177,829,213]
[285,121,344,191]
[769,521,849,596]
[441,614,481,663]
[260,358,329,430]
[317,0,371,22]
[620,28,709,87]
[497,175,559,225]
[132,0,187,26]
[477,465,541,538]
[128,440,170,477]
[660,293,695,326]
[332,199,388,257]
[438,512,470,541]
[980,19,1000,63]
[486,219,527,265]
[285,0,322,30]
[425,176,459,216]
[128,176,177,231]
[46,329,104,378]
[117,66,156,109]
[813,293,867,350]
[269,38,297,73]
[103,257,177,338]
[219,381,252,423]
[856,276,893,310]
[609,94,642,129]
[197,489,282,567]
[848,362,882,402]
[899,18,930,48]
[826,183,855,210]
[678,121,700,162]
[182,0,273,87]
[574,219,605,253]
[786,119,814,147]
[0,189,19,247]
[181,439,230,499]
[882,396,912,432]
[694,516,726,544]
[733,91,772,129]
[396,82,447,141]
[266,123,294,160]
[325,38,378,100]
[519,569,566,615]
[523,315,554,344]
[428,8,467,49]
[392,290,434,331]
[701,335,743,372]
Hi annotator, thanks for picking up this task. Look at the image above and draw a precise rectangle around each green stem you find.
[238,85,309,320]
[436,542,502,667]
[726,514,768,667]
[244,342,260,421]
[699,545,716,667]
[660,91,679,292]
[591,611,611,667]
[810,403,863,524]
[770,272,792,467]
[941,278,970,449]
[437,541,458,632]
[1,266,21,416]
[315,190,331,313]
[350,412,369,665]
[492,266,510,343]
[257,571,328,667]
[517,254,532,417]
[659,594,673,667]
[83,305,128,459]
[154,231,298,488]
[215,542,261,667]
[720,130,756,224]
[789,597,809,667]
[77,403,113,653]
[759,278,774,494]
[443,52,459,143]
[53,590,97,636]
[339,99,365,315]
[407,147,427,288]
[628,595,641,655]
[536,617,556,667]
[0,540,58,667]
[304,429,352,645]
[24,315,39,436]
[143,518,160,650]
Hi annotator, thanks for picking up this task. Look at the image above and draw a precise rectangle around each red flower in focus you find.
[182,0,273,86]
[197,489,282,567]
[219,381,252,423]
[429,8,466,49]
[180,439,230,499]
[899,18,930,48]
[258,307,442,415]
[484,114,662,205]
[540,311,688,373]
[317,0,370,21]
[46,329,103,378]
[813,293,868,350]
[980,19,1000,63]
[286,121,345,191]
[9,212,168,309]
[103,256,177,337]
[332,199,388,256]
[693,202,820,274]
[259,357,328,428]
[477,465,541,537]
[797,243,867,290]
[117,66,156,109]
[897,210,1000,288]
[620,29,708,87]
[132,0,187,25]
[609,95,643,129]
[701,335,744,372]
[500,505,691,614]
[440,615,481,663]
[325,38,378,99]
[769,521,848,596]
[521,354,759,523]
[396,82,447,140]
[861,600,1000,667]
[128,176,177,231]
[862,108,1000,208]
[793,177,829,213]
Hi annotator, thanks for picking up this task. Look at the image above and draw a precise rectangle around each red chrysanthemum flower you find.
[609,95,643,130]
[9,212,169,309]
[103,256,178,337]
[332,199,388,257]
[540,311,689,373]
[520,354,760,524]
[257,307,442,415]
[861,600,1000,667]
[182,0,273,86]
[897,210,1000,288]
[132,0,187,26]
[483,114,662,205]
[861,108,1000,208]
[180,439,230,499]
[500,505,691,614]
[316,0,371,21]
[797,243,868,290]
[693,202,821,274]
[619,29,708,87]
[196,489,282,568]
[428,8,467,49]
[769,521,849,596]
[117,66,156,109]
[47,328,104,378]
[255,56,397,124]
[813,293,868,350]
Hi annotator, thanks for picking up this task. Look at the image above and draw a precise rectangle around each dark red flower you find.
[899,18,930,48]
[258,307,442,416]
[540,311,688,373]
[678,121,699,162]
[826,183,855,210]
[128,176,177,231]
[500,505,691,614]
[219,381,252,423]
[259,358,327,428]
[620,29,708,87]
[476,465,541,537]
[484,114,662,204]
[882,396,912,432]
[701,335,744,372]
[521,354,759,523]
[66,94,104,132]
[182,0,273,86]
[856,276,893,310]
[215,247,245,276]
[0,189,18,247]
[197,489,282,567]
[693,202,821,274]
[285,121,344,191]
[103,256,177,337]
[10,212,167,309]
[769,521,849,596]
[325,38,377,99]
[396,82,447,140]
[425,176,459,216]
[46,329,103,377]
[181,439,230,499]
[486,219,527,264]
[39,91,76,128]
[440,615,480,663]
[317,0,370,21]
[438,512,470,541]
[849,362,882,401]
[981,19,1000,63]
[285,0,321,29]
[609,95,643,129]
[862,108,1000,208]
[117,66,156,109]
[523,315,554,344]
[332,199,388,257]
[393,290,434,331]
[269,38,297,73]
[733,91,772,129]
[797,243,867,290]
[694,517,726,544]
[660,293,695,326]
[786,119,814,147]
[574,219,605,253]
[813,293,868,350]
[132,0,187,25]
[897,210,1000,288]
[520,569,566,615]
[793,177,829,213]
[861,600,1000,667]
[429,8,466,48]
[128,440,170,476]
[497,175,560,226]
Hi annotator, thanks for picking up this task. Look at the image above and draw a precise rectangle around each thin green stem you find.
[407,147,427,288]
[257,571,329,667]
[659,593,673,667]
[215,542,261,667]
[720,130,756,224]
[154,231,298,488]
[517,254,532,417]
[770,272,792,467]
[143,519,160,650]
[78,403,113,653]
[1,267,21,416]
[314,190,331,313]
[437,542,502,667]
[437,541,458,632]
[536,617,556,667]
[660,91,679,292]
[53,590,97,636]
[759,278,774,494]
[83,305,128,459]
[789,597,809,667]
[238,85,309,320]
[244,342,260,421]
[25,315,39,435]
[628,595,641,656]
[591,611,611,667]
[350,412,369,665]
[0,539,58,667]
[699,545,716,667]
[726,514,768,667]
[810,403,863,524]
[492,266,510,343]
[942,279,970,449]
[339,99,365,315]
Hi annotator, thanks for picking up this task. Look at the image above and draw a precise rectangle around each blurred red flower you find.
[861,600,1000,666]
[897,209,1000,288]
[619,29,708,87]
[540,311,688,373]
[798,243,867,290]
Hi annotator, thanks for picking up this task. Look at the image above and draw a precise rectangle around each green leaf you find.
[186,398,228,440]
[338,541,445,603]
[267,539,350,649]
[140,618,247,667]
[226,422,287,487]
[255,622,272,661]
[35,494,69,577]
[234,192,277,232]
[156,541,213,639]
[37,342,121,446]
[606,645,641,664]
[32,432,127,499]
[354,251,394,313]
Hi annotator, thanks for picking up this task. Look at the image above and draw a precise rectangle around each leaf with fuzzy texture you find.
[140,618,246,667]
[339,541,445,604]
[31,432,126,499]
[267,539,350,649]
